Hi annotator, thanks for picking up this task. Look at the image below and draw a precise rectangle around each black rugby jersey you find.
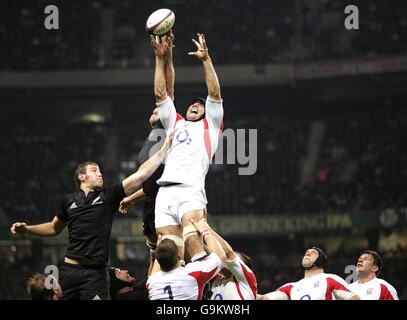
[57,183,125,265]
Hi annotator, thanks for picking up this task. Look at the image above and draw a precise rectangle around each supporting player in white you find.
[196,219,257,300]
[257,247,360,300]
[349,250,398,300]
[147,219,226,300]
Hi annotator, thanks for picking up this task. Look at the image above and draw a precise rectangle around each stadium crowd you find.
[1,104,407,223]
[1,0,406,70]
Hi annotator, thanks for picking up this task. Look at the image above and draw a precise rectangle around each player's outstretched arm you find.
[207,225,235,260]
[165,30,175,101]
[188,33,221,101]
[122,131,174,196]
[10,216,66,237]
[152,35,169,103]
[152,35,177,132]
[190,218,226,261]
[193,218,235,260]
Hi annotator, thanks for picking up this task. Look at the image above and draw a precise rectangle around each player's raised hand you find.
[188,33,209,61]
[118,196,135,214]
[10,222,28,235]
[150,34,169,59]
[167,29,175,49]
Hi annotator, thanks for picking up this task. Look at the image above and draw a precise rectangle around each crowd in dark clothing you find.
[1,104,407,222]
[1,0,406,71]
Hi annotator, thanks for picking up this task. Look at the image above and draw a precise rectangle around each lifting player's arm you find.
[191,218,234,260]
[190,218,226,261]
[10,216,66,237]
[122,131,173,196]
[207,225,235,260]
[195,218,257,299]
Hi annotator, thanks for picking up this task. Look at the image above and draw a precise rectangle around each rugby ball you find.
[146,9,175,35]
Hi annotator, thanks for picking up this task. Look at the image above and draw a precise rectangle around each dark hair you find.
[236,251,254,271]
[155,239,179,272]
[191,97,206,106]
[26,273,54,300]
[108,267,133,300]
[361,250,383,275]
[74,161,98,188]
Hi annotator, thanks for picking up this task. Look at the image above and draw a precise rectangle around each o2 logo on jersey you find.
[300,294,311,300]
[176,129,192,145]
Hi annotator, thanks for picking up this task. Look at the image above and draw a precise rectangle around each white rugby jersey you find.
[157,96,224,189]
[210,255,257,300]
[349,278,398,300]
[266,273,357,300]
[147,253,222,300]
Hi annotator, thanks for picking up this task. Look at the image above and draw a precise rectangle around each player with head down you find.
[257,247,360,300]
[146,219,226,300]
[150,31,223,262]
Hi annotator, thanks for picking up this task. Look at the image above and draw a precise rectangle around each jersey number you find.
[164,285,174,300]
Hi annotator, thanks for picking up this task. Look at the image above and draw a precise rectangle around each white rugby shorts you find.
[155,184,207,228]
